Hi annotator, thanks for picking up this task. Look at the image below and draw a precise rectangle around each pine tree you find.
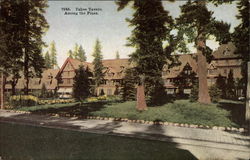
[232,0,249,97]
[120,68,138,101]
[73,65,91,101]
[78,45,87,61]
[216,74,226,98]
[50,41,57,69]
[115,51,120,59]
[44,51,52,69]
[174,63,197,97]
[73,43,79,59]
[92,39,104,95]
[67,50,73,58]
[0,0,24,95]
[175,0,231,104]
[226,69,235,99]
[16,0,49,95]
[116,0,176,105]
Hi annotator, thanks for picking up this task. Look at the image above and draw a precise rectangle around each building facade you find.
[2,42,243,97]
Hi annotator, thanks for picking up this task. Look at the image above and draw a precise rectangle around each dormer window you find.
[223,47,230,55]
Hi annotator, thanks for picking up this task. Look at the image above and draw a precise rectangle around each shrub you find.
[38,99,75,105]
[190,82,198,102]
[209,85,222,103]
[9,95,39,108]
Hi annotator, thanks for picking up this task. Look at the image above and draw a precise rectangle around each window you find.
[224,69,227,74]
[107,89,112,95]
[67,79,71,84]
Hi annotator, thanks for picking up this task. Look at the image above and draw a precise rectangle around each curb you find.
[1,109,248,133]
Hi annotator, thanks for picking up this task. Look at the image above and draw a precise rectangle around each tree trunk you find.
[11,78,18,95]
[1,73,6,109]
[246,62,250,126]
[136,85,147,111]
[197,41,211,104]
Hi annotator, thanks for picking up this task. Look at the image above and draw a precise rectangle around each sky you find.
[42,1,241,67]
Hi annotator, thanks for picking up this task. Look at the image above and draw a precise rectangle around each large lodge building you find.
[1,42,243,98]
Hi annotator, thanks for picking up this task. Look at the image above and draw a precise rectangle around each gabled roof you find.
[57,57,131,80]
[164,54,197,78]
[56,57,92,78]
[212,42,239,59]
[5,69,59,90]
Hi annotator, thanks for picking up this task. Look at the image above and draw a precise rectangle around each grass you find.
[91,100,236,127]
[14,99,241,127]
[16,102,80,112]
[0,122,197,160]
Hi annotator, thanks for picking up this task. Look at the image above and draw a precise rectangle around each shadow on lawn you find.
[30,101,114,118]
[217,101,245,127]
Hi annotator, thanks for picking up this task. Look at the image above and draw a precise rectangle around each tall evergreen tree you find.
[67,50,73,58]
[50,41,57,69]
[232,0,249,97]
[22,0,48,95]
[174,63,197,96]
[73,43,79,59]
[78,45,87,61]
[216,74,226,98]
[116,0,176,105]
[115,51,120,59]
[92,39,104,95]
[1,0,48,95]
[120,68,138,101]
[44,51,52,69]
[0,0,24,95]
[175,0,231,104]
[226,69,235,99]
[73,65,91,101]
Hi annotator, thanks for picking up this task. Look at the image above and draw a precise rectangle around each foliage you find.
[216,74,226,98]
[175,0,231,104]
[190,81,198,102]
[73,65,91,101]
[72,43,79,59]
[115,51,120,59]
[49,41,57,69]
[226,69,236,98]
[85,95,120,103]
[116,0,176,105]
[120,68,137,101]
[67,50,73,58]
[209,85,222,103]
[174,63,197,96]
[232,0,249,96]
[0,0,24,95]
[77,45,87,61]
[38,99,75,105]
[9,95,39,108]
[44,51,52,69]
[114,85,119,95]
[91,100,235,127]
[92,39,104,94]
[99,89,105,96]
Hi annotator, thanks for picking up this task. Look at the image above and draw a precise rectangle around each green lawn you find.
[15,99,241,127]
[91,100,236,127]
[0,122,197,160]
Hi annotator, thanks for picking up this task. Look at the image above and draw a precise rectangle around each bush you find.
[209,85,222,103]
[190,83,198,102]
[38,99,75,105]
[9,95,39,108]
